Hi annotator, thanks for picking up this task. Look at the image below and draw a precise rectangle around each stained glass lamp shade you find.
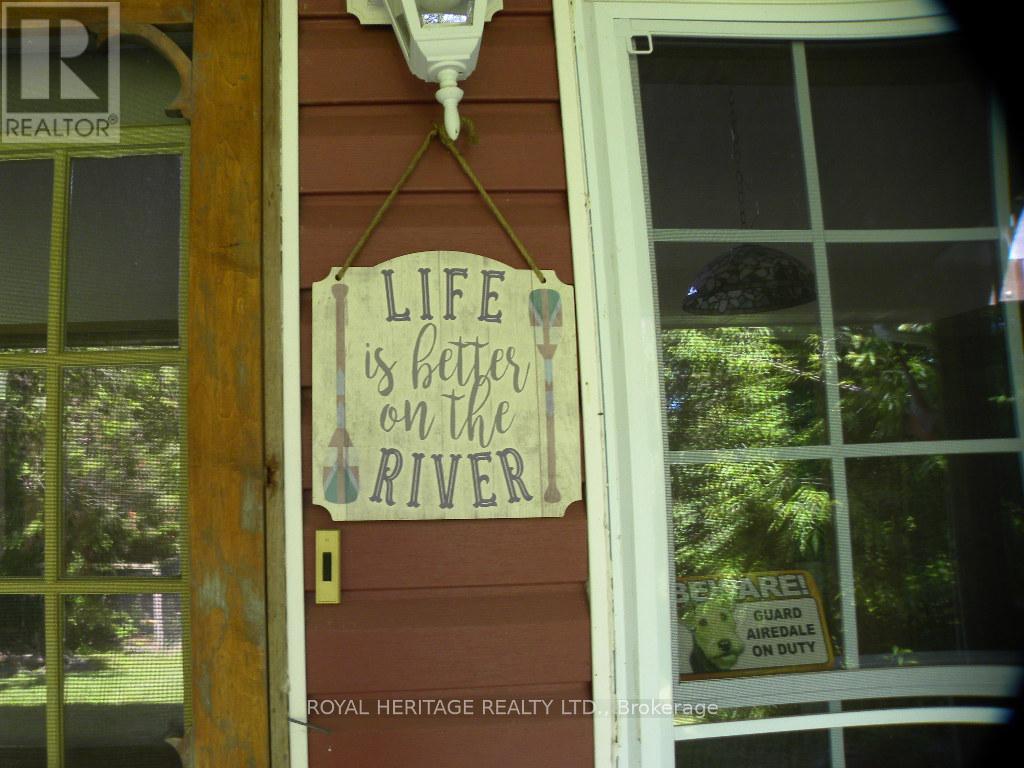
[681,244,817,314]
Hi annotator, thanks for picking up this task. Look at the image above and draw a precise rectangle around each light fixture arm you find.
[353,1,498,140]
[435,68,464,140]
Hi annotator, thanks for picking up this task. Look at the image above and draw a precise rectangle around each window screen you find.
[0,130,189,768]
[635,33,1022,765]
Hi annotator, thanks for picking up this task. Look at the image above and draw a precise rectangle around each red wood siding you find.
[297,2,593,765]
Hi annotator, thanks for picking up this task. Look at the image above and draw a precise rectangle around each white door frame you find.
[555,2,1022,766]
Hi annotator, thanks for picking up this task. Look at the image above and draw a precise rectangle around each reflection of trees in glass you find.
[847,454,957,661]
[850,454,1024,663]
[664,327,832,576]
[0,370,45,579]
[665,318,1023,666]
[672,462,831,579]
[837,310,1015,443]
[663,326,826,451]
[837,323,941,442]
[663,327,838,649]
[62,366,182,579]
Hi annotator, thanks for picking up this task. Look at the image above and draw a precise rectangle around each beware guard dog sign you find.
[677,570,835,679]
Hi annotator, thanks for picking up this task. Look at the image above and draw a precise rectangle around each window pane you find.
[0,160,53,351]
[672,461,843,672]
[638,40,809,230]
[63,594,183,768]
[62,367,182,577]
[808,37,994,229]
[676,728,832,767]
[829,242,1015,442]
[844,723,1004,767]
[675,722,1007,767]
[849,453,1024,667]
[0,369,46,577]
[65,155,181,348]
[0,595,46,768]
[657,243,827,450]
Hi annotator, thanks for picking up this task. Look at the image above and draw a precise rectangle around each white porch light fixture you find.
[349,0,502,140]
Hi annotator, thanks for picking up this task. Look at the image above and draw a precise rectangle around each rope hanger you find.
[336,118,546,284]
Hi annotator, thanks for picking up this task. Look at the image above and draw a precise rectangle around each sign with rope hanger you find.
[312,119,582,521]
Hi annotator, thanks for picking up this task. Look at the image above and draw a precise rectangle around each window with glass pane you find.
[0,130,188,767]
[635,32,1021,765]
[0,160,52,351]
[64,155,182,349]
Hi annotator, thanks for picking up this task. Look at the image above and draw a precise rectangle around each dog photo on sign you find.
[681,598,746,674]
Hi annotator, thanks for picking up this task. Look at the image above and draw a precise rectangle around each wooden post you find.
[189,1,269,765]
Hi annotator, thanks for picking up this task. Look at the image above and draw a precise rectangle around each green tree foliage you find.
[836,323,941,442]
[61,366,182,652]
[663,326,833,579]
[0,366,181,656]
[0,370,45,581]
[62,366,181,580]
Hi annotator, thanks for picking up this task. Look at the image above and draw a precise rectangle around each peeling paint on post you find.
[198,572,228,612]
[241,472,264,533]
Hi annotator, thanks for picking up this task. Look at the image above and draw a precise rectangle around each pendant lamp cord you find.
[728,87,748,228]
[336,118,546,284]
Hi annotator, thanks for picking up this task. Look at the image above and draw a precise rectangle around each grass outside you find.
[0,651,182,707]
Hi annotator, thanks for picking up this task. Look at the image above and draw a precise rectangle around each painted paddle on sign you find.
[322,282,359,505]
[529,288,563,503]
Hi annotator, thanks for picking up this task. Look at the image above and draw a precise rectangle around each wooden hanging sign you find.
[312,252,582,521]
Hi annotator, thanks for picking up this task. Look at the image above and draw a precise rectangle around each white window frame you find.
[555,2,1024,766]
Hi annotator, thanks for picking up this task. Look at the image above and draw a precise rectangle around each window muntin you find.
[628,27,1021,763]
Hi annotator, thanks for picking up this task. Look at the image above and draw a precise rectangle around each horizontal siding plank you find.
[302,497,588,590]
[300,191,573,285]
[307,713,592,768]
[300,102,567,194]
[300,16,558,104]
[305,685,592,768]
[304,584,591,692]
[308,681,589,707]
[299,0,553,19]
